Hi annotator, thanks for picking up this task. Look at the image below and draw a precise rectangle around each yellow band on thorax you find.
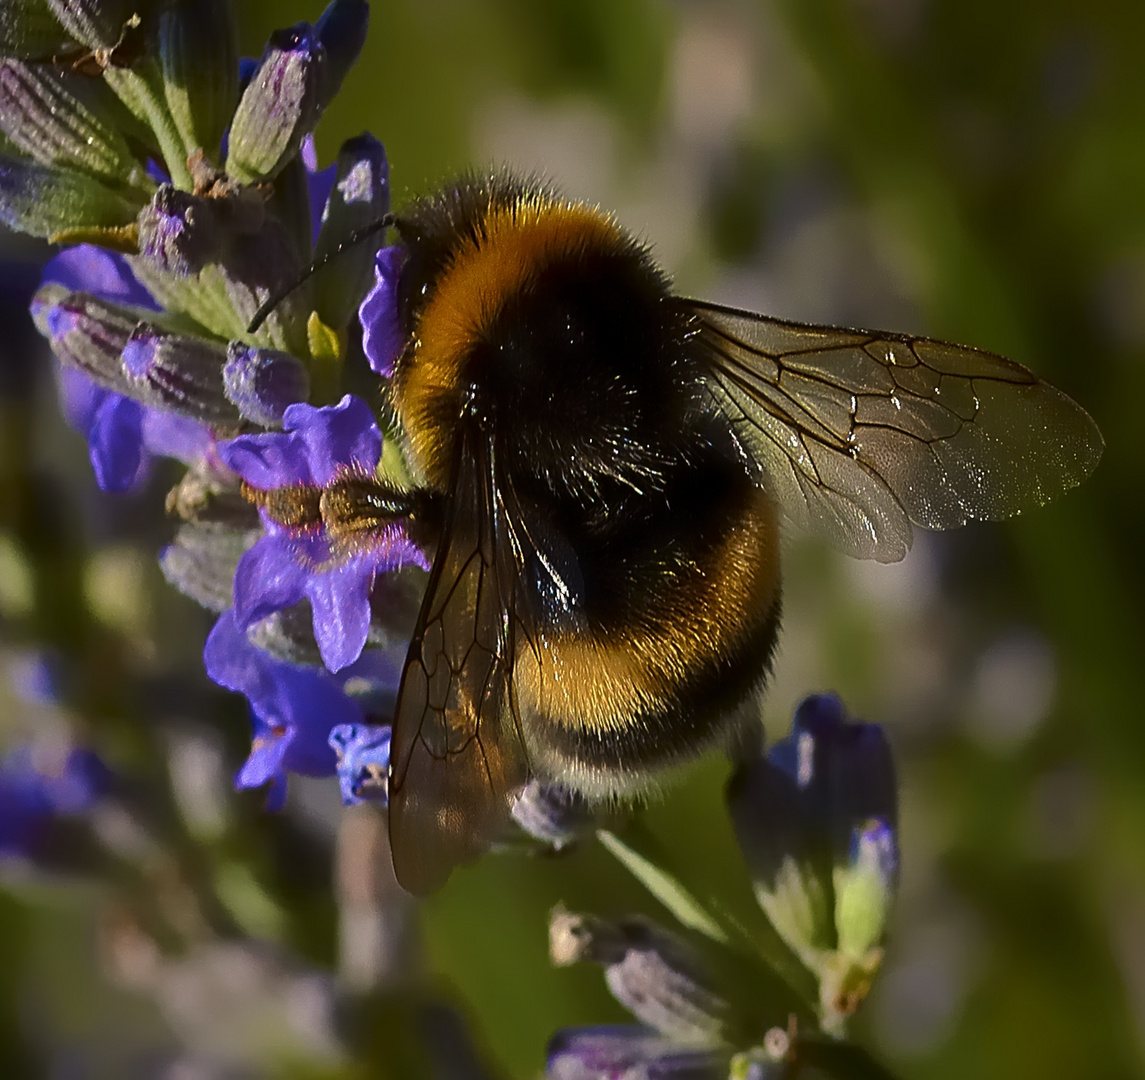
[393,197,624,488]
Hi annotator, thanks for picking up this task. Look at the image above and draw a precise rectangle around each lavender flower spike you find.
[220,394,428,672]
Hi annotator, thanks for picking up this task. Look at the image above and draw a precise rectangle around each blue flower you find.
[729,694,897,889]
[358,244,406,378]
[219,394,428,672]
[328,722,391,805]
[204,610,365,810]
[0,743,110,859]
[726,693,899,1030]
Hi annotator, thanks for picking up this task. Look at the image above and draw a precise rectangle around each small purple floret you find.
[329,722,391,805]
[121,326,160,378]
[205,611,357,809]
[728,693,899,888]
[43,244,159,310]
[358,245,406,377]
[56,366,217,493]
[219,394,428,672]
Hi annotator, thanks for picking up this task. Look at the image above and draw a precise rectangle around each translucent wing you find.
[388,428,530,894]
[686,299,1103,563]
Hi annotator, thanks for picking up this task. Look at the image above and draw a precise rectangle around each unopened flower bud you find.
[222,342,310,427]
[121,324,238,426]
[834,818,897,962]
[511,780,594,850]
[727,694,899,1030]
[312,133,389,330]
[329,723,391,806]
[815,818,897,1028]
[159,522,257,613]
[34,286,241,427]
[226,22,327,184]
[34,284,136,373]
[314,0,369,106]
[137,185,223,277]
[0,153,141,237]
[157,0,238,162]
[546,1027,727,1080]
[550,909,730,1046]
[0,60,149,188]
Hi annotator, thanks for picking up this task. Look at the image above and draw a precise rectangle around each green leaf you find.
[596,828,730,944]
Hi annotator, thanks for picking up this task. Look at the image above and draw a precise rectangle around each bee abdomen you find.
[515,483,781,799]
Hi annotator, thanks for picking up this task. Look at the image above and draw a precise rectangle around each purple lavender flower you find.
[204,610,358,810]
[40,245,219,493]
[0,743,110,859]
[328,722,391,805]
[358,244,406,378]
[226,20,328,185]
[205,610,406,809]
[729,693,898,879]
[219,394,427,672]
[545,1026,727,1080]
[55,364,216,492]
[43,244,157,308]
[726,694,899,1029]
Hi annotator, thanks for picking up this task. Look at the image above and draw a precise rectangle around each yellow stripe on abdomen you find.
[514,487,781,788]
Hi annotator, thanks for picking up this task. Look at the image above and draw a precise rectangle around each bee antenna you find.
[246,213,396,334]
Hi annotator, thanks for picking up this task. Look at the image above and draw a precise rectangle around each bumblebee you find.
[261,174,1103,893]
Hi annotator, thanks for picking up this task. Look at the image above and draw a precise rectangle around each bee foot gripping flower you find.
[220,394,429,672]
[727,694,899,1034]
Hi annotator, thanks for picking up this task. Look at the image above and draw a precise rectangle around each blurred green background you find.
[1,0,1143,1077]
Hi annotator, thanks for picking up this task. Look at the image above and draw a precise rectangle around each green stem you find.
[105,64,193,191]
